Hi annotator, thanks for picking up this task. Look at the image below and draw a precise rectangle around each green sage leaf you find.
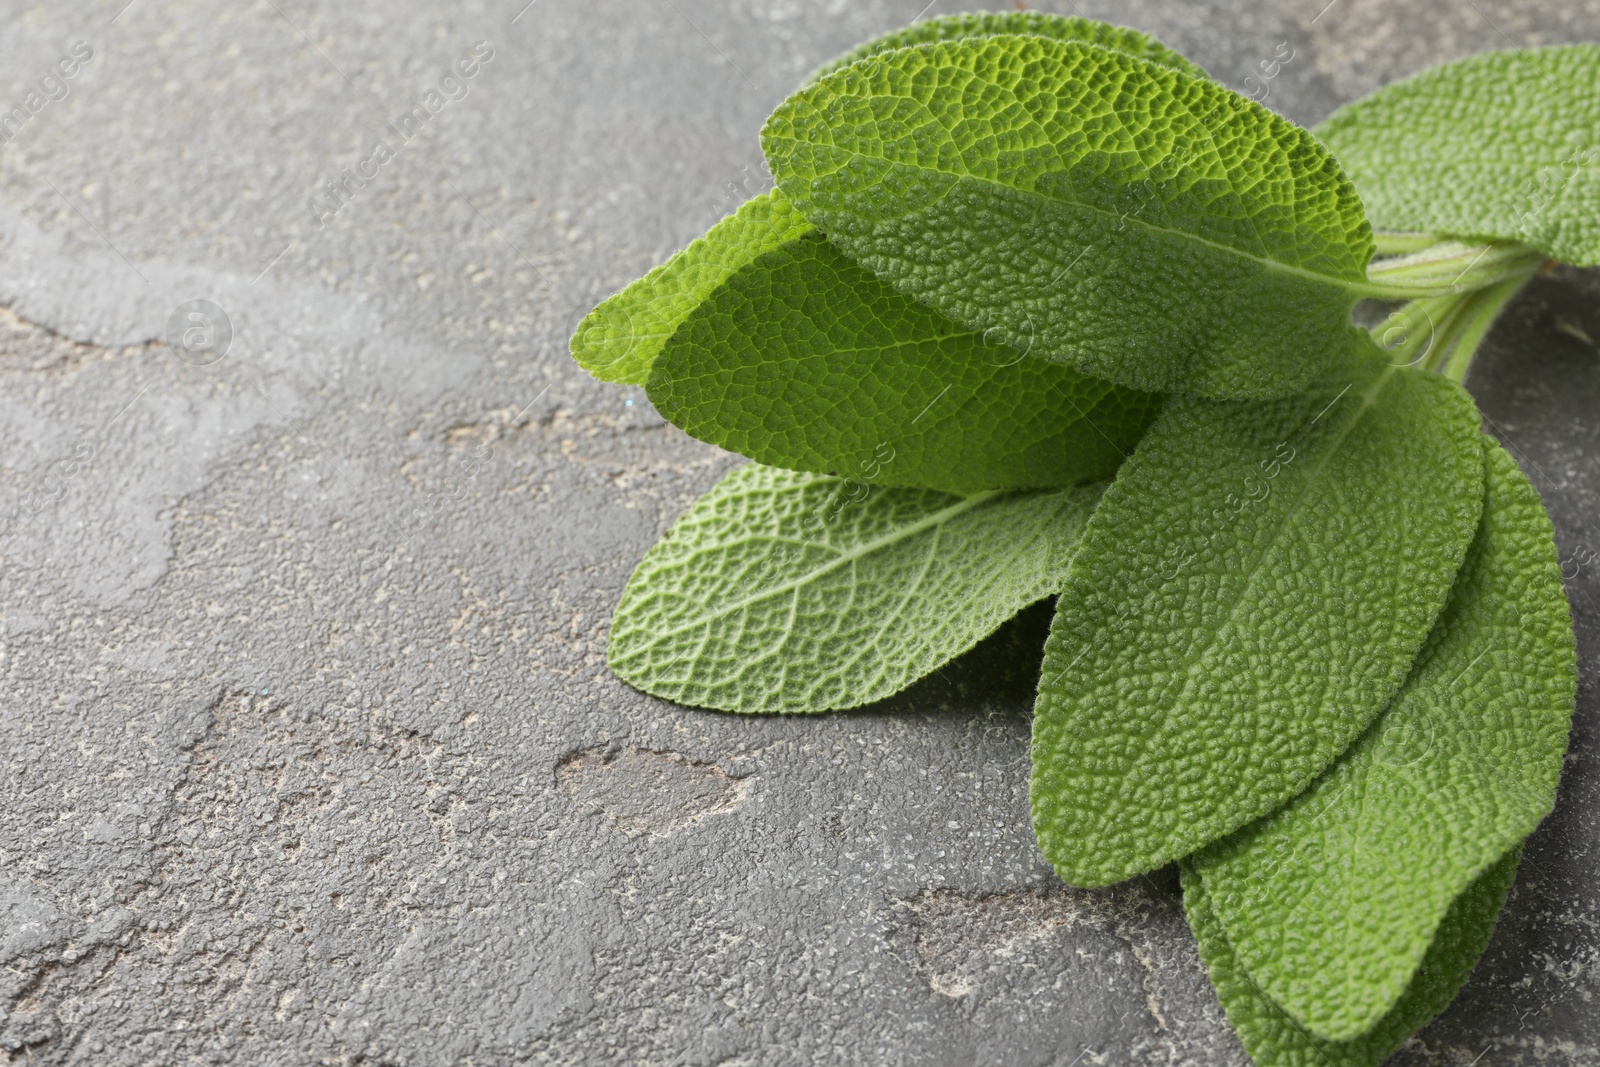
[1031,340,1484,886]
[1192,436,1576,1040]
[574,16,1210,389]
[647,233,1162,494]
[570,190,815,385]
[1317,45,1600,265]
[806,11,1208,85]
[608,464,1102,713]
[763,36,1374,399]
[1181,848,1520,1067]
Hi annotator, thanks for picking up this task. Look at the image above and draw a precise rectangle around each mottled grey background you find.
[0,1,1596,1064]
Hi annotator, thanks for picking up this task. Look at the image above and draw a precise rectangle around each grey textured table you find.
[0,2,1596,1064]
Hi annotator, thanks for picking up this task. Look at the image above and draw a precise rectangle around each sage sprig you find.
[568,14,1580,1065]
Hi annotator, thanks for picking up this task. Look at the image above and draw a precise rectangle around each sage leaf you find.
[570,189,815,385]
[1192,437,1576,1040]
[763,36,1374,398]
[1181,848,1521,1067]
[1031,340,1484,886]
[608,464,1102,713]
[1318,45,1600,265]
[647,233,1162,494]
[806,11,1208,85]
[574,13,1205,386]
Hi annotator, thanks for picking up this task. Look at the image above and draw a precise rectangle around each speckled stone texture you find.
[0,2,1595,1065]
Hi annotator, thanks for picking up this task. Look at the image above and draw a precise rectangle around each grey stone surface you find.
[0,1,1596,1064]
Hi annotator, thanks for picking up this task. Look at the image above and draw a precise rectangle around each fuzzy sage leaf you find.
[1031,339,1484,886]
[805,11,1209,85]
[1192,437,1576,1039]
[1318,45,1600,265]
[608,464,1102,713]
[647,233,1162,494]
[1182,848,1521,1067]
[574,13,1203,388]
[571,190,815,385]
[763,36,1375,398]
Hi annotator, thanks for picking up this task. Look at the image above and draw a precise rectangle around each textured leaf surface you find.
[1317,45,1600,265]
[570,190,815,384]
[647,234,1162,494]
[1031,341,1484,886]
[1182,849,1520,1067]
[609,464,1102,713]
[806,11,1208,84]
[764,36,1373,398]
[1194,437,1576,1039]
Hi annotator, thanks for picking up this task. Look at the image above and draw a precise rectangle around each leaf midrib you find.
[777,136,1368,292]
[617,485,1004,654]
